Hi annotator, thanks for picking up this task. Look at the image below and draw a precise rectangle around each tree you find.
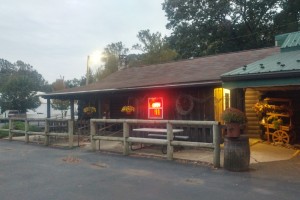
[132,29,177,65]
[162,0,283,58]
[0,59,15,87]
[51,79,70,118]
[274,0,300,33]
[0,76,40,113]
[14,60,48,90]
[0,59,46,113]
[95,30,178,80]
[65,77,86,88]
[95,42,129,80]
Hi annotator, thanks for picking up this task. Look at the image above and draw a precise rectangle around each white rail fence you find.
[90,119,221,168]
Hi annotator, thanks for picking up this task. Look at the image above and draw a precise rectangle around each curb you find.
[291,150,300,158]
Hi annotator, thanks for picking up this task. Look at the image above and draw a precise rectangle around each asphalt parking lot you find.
[0,140,299,200]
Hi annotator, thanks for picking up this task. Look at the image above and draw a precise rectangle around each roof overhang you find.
[222,76,300,89]
[41,80,221,99]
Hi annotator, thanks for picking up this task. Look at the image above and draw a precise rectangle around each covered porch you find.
[221,31,300,144]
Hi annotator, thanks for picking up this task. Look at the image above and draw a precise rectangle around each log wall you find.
[244,88,261,137]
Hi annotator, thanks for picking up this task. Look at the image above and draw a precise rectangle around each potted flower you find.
[221,107,247,137]
[267,115,283,130]
[121,105,135,114]
[83,106,96,116]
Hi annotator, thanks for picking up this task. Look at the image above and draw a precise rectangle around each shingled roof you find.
[42,47,279,98]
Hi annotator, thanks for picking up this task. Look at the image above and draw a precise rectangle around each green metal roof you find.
[221,31,300,88]
[221,50,300,78]
[275,33,290,46]
[222,31,300,80]
[281,31,300,52]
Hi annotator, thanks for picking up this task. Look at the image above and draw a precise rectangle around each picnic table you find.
[131,128,189,153]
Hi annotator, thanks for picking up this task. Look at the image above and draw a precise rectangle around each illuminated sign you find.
[148,97,163,119]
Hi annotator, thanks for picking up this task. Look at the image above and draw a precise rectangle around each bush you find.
[14,121,25,130]
[1,124,9,129]
[28,125,42,132]
[0,121,42,132]
[221,107,247,124]
[0,130,9,138]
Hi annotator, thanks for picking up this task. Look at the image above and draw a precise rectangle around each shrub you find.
[0,130,9,138]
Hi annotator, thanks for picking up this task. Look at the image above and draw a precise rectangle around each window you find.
[148,97,163,119]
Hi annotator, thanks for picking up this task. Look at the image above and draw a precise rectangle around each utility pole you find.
[86,55,90,85]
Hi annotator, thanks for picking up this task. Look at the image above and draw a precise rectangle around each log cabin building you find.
[41,46,280,142]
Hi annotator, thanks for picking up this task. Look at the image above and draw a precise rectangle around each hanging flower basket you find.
[121,105,135,114]
[83,106,96,116]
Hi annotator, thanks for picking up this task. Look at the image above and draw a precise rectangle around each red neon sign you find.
[151,102,161,108]
[148,97,163,119]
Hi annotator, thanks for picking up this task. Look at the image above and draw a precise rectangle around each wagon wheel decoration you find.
[272,130,290,144]
[176,94,194,115]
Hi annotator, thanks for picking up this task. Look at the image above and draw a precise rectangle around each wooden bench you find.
[131,128,188,153]
[147,133,189,154]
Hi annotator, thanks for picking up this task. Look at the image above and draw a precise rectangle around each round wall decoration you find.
[176,94,194,115]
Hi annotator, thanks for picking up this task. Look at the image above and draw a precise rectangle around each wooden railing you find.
[4,118,74,148]
[1,118,222,167]
[90,119,221,168]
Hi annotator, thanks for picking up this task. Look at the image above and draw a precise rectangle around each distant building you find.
[27,92,78,119]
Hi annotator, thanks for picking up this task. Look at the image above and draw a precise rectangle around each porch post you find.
[8,119,12,141]
[230,88,245,111]
[47,98,51,118]
[25,119,29,143]
[68,120,74,148]
[213,123,221,168]
[70,99,75,120]
[44,119,49,146]
[90,120,96,151]
[123,122,130,155]
[166,122,174,160]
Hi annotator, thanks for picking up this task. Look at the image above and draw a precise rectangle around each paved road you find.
[0,140,299,200]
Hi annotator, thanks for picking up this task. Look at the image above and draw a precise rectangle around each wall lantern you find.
[148,97,163,119]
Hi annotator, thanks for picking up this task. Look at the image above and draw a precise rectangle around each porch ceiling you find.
[253,85,300,92]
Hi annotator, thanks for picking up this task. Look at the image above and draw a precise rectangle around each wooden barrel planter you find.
[224,136,250,172]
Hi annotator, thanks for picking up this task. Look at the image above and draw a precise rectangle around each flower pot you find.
[225,123,241,138]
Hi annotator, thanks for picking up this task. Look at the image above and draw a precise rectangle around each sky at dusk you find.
[0,0,171,83]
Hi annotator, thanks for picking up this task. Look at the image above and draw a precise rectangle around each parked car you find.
[1,110,26,118]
